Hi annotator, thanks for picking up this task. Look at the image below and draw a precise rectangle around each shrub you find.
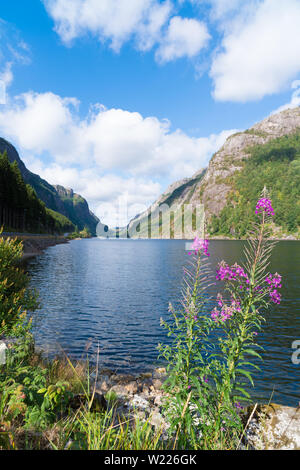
[159,190,282,449]
[0,230,38,336]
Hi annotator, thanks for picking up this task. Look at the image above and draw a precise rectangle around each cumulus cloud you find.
[210,0,300,102]
[43,0,172,52]
[0,90,236,224]
[205,0,250,22]
[0,91,235,180]
[156,16,210,63]
[28,159,162,226]
[271,81,300,115]
[43,0,211,62]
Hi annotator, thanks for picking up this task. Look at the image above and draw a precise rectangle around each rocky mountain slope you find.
[196,107,300,219]
[117,169,206,239]
[121,107,300,239]
[0,138,99,235]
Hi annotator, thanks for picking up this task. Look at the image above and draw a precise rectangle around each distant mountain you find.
[117,169,206,239]
[0,138,99,235]
[121,107,300,239]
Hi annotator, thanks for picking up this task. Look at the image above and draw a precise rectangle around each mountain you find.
[117,169,206,239]
[121,107,300,239]
[0,138,99,235]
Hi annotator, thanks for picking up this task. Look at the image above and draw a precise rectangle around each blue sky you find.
[0,0,300,225]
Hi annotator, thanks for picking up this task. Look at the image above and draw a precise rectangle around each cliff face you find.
[117,169,206,239]
[0,138,99,235]
[122,107,300,239]
[197,108,300,218]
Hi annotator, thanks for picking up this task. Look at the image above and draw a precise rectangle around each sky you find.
[0,0,300,226]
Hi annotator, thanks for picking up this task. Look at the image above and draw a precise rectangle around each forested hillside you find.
[0,151,74,234]
[0,138,99,235]
[209,132,300,237]
[122,107,300,240]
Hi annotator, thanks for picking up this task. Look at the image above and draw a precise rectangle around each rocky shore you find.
[94,368,300,450]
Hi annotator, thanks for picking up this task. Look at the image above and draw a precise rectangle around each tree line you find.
[0,151,74,234]
[208,132,300,238]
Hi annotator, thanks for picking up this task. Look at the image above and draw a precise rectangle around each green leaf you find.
[236,369,254,386]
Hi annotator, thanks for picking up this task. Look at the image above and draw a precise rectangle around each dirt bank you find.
[1,233,69,260]
[21,235,69,260]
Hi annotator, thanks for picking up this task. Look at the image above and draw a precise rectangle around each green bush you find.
[0,231,38,335]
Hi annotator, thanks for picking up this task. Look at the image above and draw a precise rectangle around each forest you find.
[208,132,300,238]
[0,151,74,234]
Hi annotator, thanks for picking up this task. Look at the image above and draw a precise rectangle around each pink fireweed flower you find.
[266,273,282,289]
[265,272,282,304]
[234,402,243,410]
[269,289,281,305]
[255,198,274,217]
[217,293,223,307]
[211,298,241,323]
[216,262,249,284]
[190,237,210,257]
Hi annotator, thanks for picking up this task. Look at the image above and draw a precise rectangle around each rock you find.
[152,379,163,390]
[140,372,152,380]
[149,409,165,429]
[154,394,164,407]
[153,367,166,377]
[109,384,128,398]
[110,374,135,384]
[124,381,138,395]
[97,375,111,392]
[129,395,150,411]
[140,378,152,392]
[69,392,107,412]
[244,404,300,450]
[0,342,7,365]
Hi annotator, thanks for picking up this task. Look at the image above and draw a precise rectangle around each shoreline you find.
[20,235,69,260]
[100,236,300,241]
[1,233,69,261]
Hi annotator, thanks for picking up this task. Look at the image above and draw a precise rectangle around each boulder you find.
[244,404,300,450]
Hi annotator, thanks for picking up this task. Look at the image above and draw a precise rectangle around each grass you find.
[0,341,265,451]
[0,343,168,451]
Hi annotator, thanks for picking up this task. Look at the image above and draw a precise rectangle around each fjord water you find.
[27,239,300,407]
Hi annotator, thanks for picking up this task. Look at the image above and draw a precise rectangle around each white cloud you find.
[210,0,300,102]
[205,0,250,22]
[0,90,235,180]
[28,160,162,226]
[0,90,235,224]
[43,0,172,52]
[156,16,210,63]
[271,81,300,115]
[0,19,31,101]
[0,62,13,88]
[43,0,212,62]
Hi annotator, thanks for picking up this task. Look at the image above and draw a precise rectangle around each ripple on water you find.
[27,239,300,407]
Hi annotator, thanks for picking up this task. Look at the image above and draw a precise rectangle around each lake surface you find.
[26,239,300,407]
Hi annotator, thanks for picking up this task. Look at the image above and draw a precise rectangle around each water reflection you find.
[27,239,300,406]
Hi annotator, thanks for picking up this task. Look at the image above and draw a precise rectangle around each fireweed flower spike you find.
[265,272,282,304]
[190,237,210,257]
[216,261,249,284]
[159,191,283,448]
[255,197,274,216]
